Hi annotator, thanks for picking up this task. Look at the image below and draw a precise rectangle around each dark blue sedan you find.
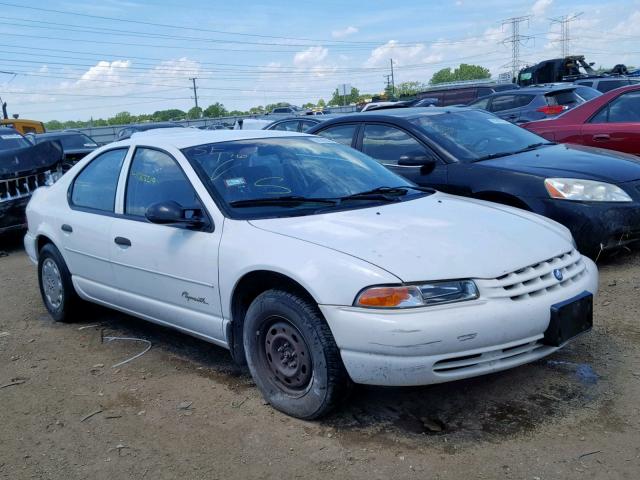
[307,107,640,258]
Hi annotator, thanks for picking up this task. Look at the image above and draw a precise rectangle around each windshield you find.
[39,134,98,149]
[409,110,551,161]
[0,132,30,150]
[182,137,424,219]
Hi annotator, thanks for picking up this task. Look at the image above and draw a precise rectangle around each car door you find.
[581,91,640,155]
[109,146,225,342]
[488,94,521,123]
[314,123,359,147]
[357,123,448,190]
[268,120,300,132]
[64,147,128,304]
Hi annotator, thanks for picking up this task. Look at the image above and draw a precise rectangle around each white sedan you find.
[24,128,598,419]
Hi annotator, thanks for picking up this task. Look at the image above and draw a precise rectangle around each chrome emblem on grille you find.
[553,269,563,281]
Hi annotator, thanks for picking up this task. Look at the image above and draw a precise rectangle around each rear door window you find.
[269,120,299,132]
[361,124,428,165]
[489,95,518,112]
[71,148,128,212]
[315,124,357,146]
[598,80,630,93]
[299,120,318,131]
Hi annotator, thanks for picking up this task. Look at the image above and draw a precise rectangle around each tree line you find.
[43,63,491,130]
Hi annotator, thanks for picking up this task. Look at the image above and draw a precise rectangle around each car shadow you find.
[78,303,604,445]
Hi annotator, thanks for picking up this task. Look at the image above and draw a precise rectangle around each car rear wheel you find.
[243,289,350,419]
[38,243,80,322]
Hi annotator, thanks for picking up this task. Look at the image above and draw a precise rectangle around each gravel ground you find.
[1,232,639,480]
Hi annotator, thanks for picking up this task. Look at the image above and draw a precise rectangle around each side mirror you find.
[145,201,205,229]
[398,154,437,167]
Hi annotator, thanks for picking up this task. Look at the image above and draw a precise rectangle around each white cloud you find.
[78,60,131,84]
[331,26,358,39]
[149,57,201,82]
[364,40,443,68]
[38,65,49,74]
[531,0,553,17]
[293,46,329,66]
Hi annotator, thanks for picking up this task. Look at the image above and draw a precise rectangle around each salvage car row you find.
[3,83,640,420]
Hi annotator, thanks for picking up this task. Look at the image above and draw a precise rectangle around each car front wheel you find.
[243,289,350,419]
[38,243,80,322]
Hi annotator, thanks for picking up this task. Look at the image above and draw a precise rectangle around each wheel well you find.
[229,270,316,366]
[36,235,54,255]
[474,192,531,211]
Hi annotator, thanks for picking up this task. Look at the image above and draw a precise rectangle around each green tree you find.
[395,81,428,98]
[317,98,326,107]
[329,87,360,106]
[429,64,491,85]
[151,109,186,121]
[108,111,132,125]
[203,102,228,118]
[187,106,203,119]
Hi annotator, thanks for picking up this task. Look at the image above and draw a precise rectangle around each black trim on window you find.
[357,121,446,165]
[67,147,129,215]
[121,145,214,232]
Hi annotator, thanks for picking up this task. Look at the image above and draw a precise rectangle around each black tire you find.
[243,289,350,419]
[38,243,80,322]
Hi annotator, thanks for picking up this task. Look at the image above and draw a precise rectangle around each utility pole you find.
[550,13,583,58]
[189,77,199,114]
[383,74,392,97]
[390,58,395,99]
[501,16,532,82]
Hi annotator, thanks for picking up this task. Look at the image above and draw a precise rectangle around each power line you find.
[550,13,583,58]
[501,16,533,80]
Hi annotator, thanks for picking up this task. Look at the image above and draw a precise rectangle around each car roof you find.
[124,128,312,149]
[35,131,85,138]
[324,106,472,121]
[0,127,22,135]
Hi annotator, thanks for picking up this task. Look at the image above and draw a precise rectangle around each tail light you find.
[536,105,568,115]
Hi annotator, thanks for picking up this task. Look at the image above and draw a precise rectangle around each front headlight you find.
[544,178,632,202]
[354,280,479,309]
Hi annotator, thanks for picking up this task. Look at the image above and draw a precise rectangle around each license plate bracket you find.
[543,291,593,347]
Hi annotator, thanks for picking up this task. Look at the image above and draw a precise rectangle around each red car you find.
[522,84,640,156]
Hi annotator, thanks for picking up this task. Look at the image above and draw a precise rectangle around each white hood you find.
[249,192,575,282]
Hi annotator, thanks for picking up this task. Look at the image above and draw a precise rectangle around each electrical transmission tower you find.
[550,13,583,58]
[501,16,532,81]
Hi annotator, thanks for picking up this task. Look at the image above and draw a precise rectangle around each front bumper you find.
[320,255,598,386]
[0,197,30,234]
[529,197,640,255]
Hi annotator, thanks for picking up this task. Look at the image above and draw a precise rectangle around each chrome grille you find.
[480,249,586,300]
[0,172,48,203]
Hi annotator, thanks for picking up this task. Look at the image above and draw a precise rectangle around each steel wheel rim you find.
[42,258,63,310]
[262,317,313,395]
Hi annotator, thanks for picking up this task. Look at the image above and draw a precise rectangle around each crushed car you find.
[1,127,64,234]
[31,131,99,170]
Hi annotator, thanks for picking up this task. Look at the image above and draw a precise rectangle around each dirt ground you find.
[1,232,639,480]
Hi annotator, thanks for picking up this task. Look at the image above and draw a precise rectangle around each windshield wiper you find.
[512,142,555,154]
[340,185,433,201]
[474,142,555,162]
[229,195,338,208]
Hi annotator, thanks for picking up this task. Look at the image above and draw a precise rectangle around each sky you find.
[1,0,639,121]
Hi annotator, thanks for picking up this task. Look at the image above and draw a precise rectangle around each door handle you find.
[593,134,610,141]
[114,236,131,247]
[61,224,73,233]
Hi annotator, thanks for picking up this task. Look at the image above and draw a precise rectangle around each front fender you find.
[218,220,401,318]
